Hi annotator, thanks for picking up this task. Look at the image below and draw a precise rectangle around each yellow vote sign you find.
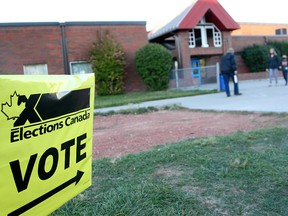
[0,74,95,216]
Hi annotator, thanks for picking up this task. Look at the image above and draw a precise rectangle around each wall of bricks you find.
[64,23,148,92]
[232,35,288,53]
[174,30,233,69]
[174,30,288,74]
[0,24,64,74]
[0,22,148,92]
[2,22,288,93]
[232,35,288,73]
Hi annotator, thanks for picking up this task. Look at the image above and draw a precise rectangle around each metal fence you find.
[169,63,220,91]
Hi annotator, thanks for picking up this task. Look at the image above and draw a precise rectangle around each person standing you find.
[220,48,242,97]
[267,48,280,86]
[280,55,288,85]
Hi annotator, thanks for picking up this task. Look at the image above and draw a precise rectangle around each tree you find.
[90,31,125,95]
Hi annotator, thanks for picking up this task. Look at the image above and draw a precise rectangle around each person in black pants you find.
[280,55,288,85]
[220,48,242,97]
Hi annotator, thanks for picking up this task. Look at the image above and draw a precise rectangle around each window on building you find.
[212,27,222,47]
[188,21,222,48]
[189,29,202,48]
[23,64,48,75]
[70,61,93,75]
[188,30,196,48]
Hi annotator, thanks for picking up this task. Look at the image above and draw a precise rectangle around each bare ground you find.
[93,110,288,160]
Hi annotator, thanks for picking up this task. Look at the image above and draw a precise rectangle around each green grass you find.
[94,89,217,109]
[52,126,288,215]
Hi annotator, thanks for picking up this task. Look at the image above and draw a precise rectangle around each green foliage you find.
[135,43,173,91]
[242,41,288,73]
[242,44,269,72]
[267,41,288,57]
[90,31,125,96]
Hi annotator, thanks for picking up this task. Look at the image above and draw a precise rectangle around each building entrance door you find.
[191,58,201,85]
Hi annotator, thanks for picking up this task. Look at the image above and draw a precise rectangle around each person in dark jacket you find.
[267,48,280,86]
[280,54,288,85]
[220,48,241,97]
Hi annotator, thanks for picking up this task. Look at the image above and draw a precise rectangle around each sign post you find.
[0,74,95,215]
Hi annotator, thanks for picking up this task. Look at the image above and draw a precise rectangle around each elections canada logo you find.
[1,89,91,143]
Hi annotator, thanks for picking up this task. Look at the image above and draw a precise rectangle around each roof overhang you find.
[148,0,239,41]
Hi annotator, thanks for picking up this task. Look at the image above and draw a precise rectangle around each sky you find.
[1,0,287,31]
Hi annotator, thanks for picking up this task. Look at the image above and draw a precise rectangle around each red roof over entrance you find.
[148,0,239,40]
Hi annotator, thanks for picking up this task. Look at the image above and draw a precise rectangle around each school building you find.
[1,0,288,92]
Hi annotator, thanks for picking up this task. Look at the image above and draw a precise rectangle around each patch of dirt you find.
[93,110,288,160]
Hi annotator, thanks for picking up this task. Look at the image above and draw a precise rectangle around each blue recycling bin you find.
[220,75,225,91]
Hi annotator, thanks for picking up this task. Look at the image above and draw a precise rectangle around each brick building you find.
[148,0,288,78]
[148,0,240,70]
[2,0,288,92]
[0,21,148,92]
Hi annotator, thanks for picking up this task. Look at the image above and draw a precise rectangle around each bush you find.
[242,44,269,72]
[242,41,288,73]
[90,31,125,96]
[267,41,288,57]
[135,43,173,91]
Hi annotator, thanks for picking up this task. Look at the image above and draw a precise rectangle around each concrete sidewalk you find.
[94,78,288,114]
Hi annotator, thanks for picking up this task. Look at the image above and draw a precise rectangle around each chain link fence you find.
[169,63,220,91]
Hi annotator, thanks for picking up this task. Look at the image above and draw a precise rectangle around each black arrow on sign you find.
[8,170,84,216]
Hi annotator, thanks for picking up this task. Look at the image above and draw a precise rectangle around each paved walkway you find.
[94,78,288,114]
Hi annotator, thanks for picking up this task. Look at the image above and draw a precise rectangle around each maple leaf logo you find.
[1,91,26,120]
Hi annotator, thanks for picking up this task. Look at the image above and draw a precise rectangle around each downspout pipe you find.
[60,23,70,74]
[175,35,182,68]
